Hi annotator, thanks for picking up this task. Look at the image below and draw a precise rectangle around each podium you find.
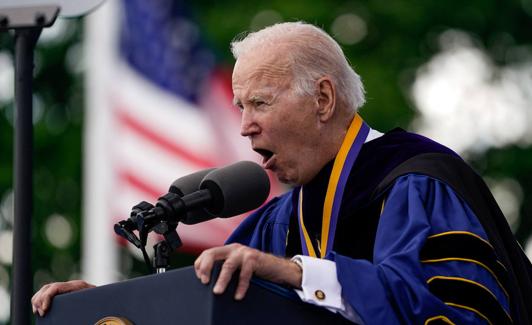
[36,266,353,324]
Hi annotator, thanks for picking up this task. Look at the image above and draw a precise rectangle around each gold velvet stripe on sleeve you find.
[424,315,455,325]
[420,231,509,298]
[426,276,512,325]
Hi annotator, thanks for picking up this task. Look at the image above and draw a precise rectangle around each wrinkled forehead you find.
[232,48,294,89]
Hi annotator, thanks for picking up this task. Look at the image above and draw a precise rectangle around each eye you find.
[253,99,270,109]
[234,102,244,112]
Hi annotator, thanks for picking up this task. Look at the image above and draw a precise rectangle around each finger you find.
[235,261,254,300]
[36,288,52,317]
[197,253,215,284]
[31,284,50,314]
[213,259,239,295]
[33,283,50,299]
[196,246,234,284]
[31,293,40,313]
[193,255,204,281]
[40,284,61,313]
[35,281,94,316]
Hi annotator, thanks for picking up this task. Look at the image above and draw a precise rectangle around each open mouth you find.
[254,148,274,166]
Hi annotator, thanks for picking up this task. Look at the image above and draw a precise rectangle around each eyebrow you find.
[250,95,268,103]
[233,92,274,106]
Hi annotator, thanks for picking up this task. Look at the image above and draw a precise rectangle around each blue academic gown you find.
[227,130,516,324]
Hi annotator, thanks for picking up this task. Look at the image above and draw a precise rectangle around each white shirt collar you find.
[365,127,384,143]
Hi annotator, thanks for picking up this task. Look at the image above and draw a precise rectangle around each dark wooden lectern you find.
[36,266,353,324]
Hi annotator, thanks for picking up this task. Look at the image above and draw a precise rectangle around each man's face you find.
[232,50,322,185]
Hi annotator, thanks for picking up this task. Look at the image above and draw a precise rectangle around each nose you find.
[240,109,260,137]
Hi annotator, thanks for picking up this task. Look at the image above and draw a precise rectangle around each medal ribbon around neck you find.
[297,114,369,258]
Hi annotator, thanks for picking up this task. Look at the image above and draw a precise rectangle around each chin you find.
[274,166,305,186]
[276,175,293,185]
[276,173,302,186]
[275,171,294,185]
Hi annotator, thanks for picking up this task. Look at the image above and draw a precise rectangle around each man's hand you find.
[194,243,302,300]
[31,280,95,317]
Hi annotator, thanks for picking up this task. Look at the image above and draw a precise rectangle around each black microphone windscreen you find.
[169,167,216,224]
[200,161,270,218]
[169,168,216,196]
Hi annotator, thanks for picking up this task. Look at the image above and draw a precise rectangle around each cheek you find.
[269,120,305,146]
[272,127,315,161]
[271,109,313,136]
[266,99,318,148]
[280,116,318,146]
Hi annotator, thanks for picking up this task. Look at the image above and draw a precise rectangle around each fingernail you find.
[213,285,221,294]
[234,292,243,300]
[201,275,209,284]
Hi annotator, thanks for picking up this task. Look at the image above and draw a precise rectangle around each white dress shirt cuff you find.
[291,255,343,309]
[291,255,364,324]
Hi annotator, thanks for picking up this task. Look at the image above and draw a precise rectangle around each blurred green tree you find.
[0,0,531,323]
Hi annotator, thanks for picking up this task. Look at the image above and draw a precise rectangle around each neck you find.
[324,111,357,161]
[300,113,357,185]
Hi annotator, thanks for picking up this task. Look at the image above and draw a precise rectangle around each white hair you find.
[231,21,366,111]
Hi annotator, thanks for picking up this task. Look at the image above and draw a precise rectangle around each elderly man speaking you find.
[33,22,532,324]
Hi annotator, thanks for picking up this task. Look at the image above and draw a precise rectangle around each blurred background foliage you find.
[0,0,531,323]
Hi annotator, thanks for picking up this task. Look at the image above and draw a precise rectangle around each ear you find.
[316,77,336,123]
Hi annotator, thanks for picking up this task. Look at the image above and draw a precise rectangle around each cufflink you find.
[314,290,326,300]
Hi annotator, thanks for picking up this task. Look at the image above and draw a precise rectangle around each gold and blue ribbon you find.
[297,114,370,258]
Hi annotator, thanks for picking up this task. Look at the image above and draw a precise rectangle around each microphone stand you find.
[115,203,183,274]
[153,242,171,274]
[0,6,58,325]
[150,220,182,274]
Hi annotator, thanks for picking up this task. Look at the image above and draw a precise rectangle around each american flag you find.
[84,0,274,279]
[112,0,264,252]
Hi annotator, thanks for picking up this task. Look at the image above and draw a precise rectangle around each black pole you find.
[11,27,41,325]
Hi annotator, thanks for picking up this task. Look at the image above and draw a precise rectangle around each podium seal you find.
[95,316,134,325]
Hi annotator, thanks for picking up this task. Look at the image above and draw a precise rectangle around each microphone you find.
[200,161,270,217]
[114,168,216,242]
[148,161,270,226]
[169,168,217,196]
[169,167,217,224]
[114,161,270,260]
